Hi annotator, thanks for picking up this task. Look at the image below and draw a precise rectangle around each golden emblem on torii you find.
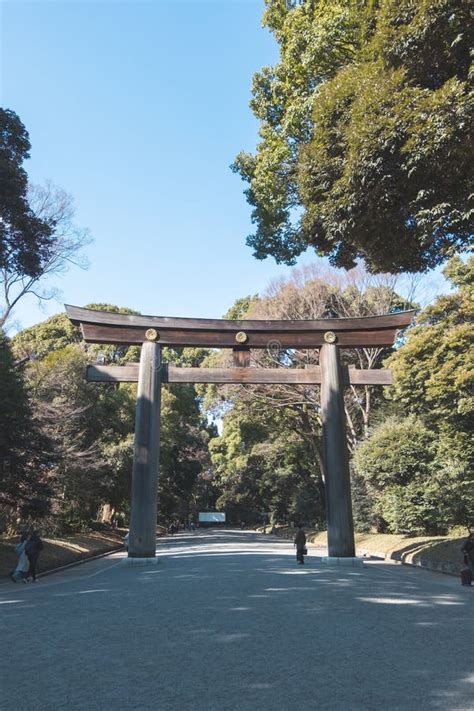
[65,304,415,387]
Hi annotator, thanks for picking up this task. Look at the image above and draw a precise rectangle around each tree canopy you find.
[0,330,50,522]
[2,306,214,532]
[0,111,90,328]
[354,256,474,533]
[0,109,53,279]
[233,0,473,273]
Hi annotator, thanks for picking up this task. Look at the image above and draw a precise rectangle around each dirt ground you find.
[0,530,125,578]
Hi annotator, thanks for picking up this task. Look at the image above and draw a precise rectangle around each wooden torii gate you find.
[65,305,414,560]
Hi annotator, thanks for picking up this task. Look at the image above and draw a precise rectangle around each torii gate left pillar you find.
[128,340,162,558]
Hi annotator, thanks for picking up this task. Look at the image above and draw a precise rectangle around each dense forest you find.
[1,257,472,535]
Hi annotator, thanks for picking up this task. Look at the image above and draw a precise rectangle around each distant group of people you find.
[10,530,43,583]
[167,521,196,535]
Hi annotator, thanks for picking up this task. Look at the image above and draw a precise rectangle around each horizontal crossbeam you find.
[80,324,401,348]
[66,305,415,349]
[86,364,393,386]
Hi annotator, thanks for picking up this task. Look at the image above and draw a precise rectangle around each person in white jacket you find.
[11,534,29,583]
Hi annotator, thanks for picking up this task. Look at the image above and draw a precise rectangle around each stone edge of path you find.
[357,548,460,577]
[122,556,160,566]
[317,556,364,567]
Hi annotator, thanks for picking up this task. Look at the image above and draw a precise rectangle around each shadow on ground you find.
[0,530,472,711]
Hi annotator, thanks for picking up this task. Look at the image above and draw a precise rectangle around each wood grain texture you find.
[320,343,355,557]
[233,348,251,367]
[66,304,415,333]
[86,364,393,385]
[86,364,140,382]
[167,366,322,384]
[80,323,401,348]
[128,342,162,558]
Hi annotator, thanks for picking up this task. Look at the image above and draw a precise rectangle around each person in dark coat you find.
[461,531,474,572]
[294,524,306,565]
[25,531,43,582]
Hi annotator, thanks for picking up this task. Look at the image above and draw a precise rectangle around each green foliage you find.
[158,384,213,522]
[0,330,30,457]
[12,313,81,359]
[387,257,473,431]
[26,346,113,524]
[0,330,50,524]
[354,416,435,490]
[353,416,441,534]
[356,259,474,533]
[0,109,53,278]
[8,306,214,530]
[12,305,141,364]
[235,0,473,272]
[222,295,258,320]
[209,403,324,526]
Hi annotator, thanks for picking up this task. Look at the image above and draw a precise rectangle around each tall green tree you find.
[0,330,50,527]
[353,256,473,534]
[387,256,473,433]
[234,0,472,272]
[0,110,90,328]
[158,385,215,523]
[384,256,473,530]
[353,416,441,534]
[0,109,53,280]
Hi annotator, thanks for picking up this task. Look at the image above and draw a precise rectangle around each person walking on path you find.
[25,530,43,582]
[294,524,307,565]
[10,533,29,583]
[461,531,474,572]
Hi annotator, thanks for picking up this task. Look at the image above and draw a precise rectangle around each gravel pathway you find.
[0,529,472,711]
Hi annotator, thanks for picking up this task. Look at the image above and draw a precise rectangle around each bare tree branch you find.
[0,181,91,328]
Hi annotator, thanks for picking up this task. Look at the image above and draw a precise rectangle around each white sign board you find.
[199,512,226,523]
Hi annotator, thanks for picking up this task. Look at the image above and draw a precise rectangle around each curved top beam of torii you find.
[65,304,415,349]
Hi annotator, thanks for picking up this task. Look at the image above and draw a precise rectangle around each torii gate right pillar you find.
[320,343,355,557]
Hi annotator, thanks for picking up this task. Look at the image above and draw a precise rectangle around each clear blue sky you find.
[2,0,294,329]
[1,1,446,331]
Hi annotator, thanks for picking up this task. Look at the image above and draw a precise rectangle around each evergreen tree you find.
[0,109,53,279]
[234,0,472,272]
[0,330,50,527]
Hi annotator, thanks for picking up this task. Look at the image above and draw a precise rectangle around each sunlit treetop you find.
[234,0,473,273]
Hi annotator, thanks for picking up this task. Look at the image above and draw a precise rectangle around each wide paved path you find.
[1,530,472,710]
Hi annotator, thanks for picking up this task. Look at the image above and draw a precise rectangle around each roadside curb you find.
[36,544,124,578]
[354,548,459,577]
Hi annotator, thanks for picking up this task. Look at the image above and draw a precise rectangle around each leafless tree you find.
[0,181,91,328]
[204,263,417,497]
